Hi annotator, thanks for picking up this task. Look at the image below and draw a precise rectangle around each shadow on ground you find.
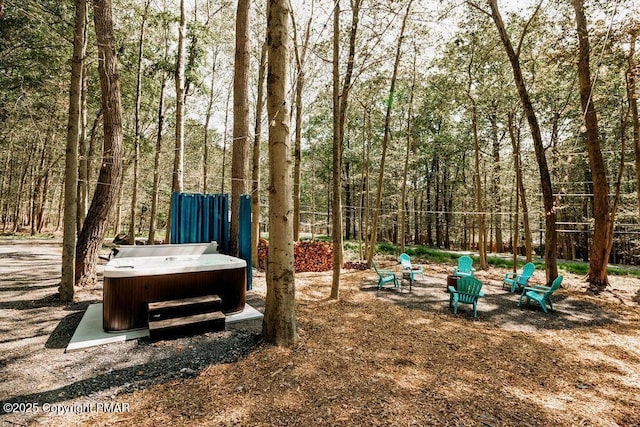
[360,276,622,331]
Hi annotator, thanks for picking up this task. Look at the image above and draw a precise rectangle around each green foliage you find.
[376,242,396,255]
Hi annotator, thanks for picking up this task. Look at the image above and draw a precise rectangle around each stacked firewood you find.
[342,261,369,270]
[257,239,334,272]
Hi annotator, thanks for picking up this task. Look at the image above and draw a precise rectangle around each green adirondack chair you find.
[453,255,475,278]
[449,276,484,319]
[372,260,399,290]
[503,262,535,293]
[399,253,424,290]
[518,275,563,313]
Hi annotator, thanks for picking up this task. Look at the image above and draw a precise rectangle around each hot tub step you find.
[148,294,222,321]
[148,311,226,340]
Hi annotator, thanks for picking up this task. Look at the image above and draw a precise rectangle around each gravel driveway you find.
[0,238,263,425]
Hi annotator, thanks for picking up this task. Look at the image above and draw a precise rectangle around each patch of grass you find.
[347,240,640,279]
[376,242,396,255]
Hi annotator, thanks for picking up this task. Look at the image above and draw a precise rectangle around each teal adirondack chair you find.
[503,262,536,293]
[399,253,424,290]
[449,276,485,319]
[453,255,475,278]
[372,260,399,290]
[518,275,563,313]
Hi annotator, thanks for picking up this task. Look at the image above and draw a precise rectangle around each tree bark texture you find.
[263,0,297,347]
[366,0,411,267]
[488,0,558,284]
[252,40,267,267]
[628,31,640,221]
[572,0,611,288]
[230,0,251,257]
[75,0,124,287]
[400,48,416,254]
[128,0,149,245]
[330,0,343,298]
[60,0,86,301]
[166,0,186,244]
[291,10,312,242]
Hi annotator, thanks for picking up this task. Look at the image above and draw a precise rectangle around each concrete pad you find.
[66,303,149,352]
[65,302,264,352]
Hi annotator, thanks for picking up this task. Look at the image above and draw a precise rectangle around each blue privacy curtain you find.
[170,192,252,290]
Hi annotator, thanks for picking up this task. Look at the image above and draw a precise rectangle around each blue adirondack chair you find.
[372,260,399,290]
[503,262,536,293]
[399,253,424,290]
[449,276,484,319]
[453,255,475,278]
[518,275,563,313]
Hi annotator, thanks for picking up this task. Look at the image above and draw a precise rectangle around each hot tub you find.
[103,254,246,332]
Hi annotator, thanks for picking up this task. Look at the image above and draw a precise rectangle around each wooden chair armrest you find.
[504,272,517,279]
[448,286,456,293]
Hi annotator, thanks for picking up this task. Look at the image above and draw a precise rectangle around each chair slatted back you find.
[458,256,474,273]
[456,277,483,303]
[516,262,535,285]
[544,275,563,299]
[399,253,412,270]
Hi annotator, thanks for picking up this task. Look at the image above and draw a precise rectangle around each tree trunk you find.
[466,43,487,269]
[490,113,503,252]
[60,0,86,302]
[230,0,251,257]
[252,40,267,267]
[203,47,219,194]
[628,31,640,221]
[330,0,344,298]
[263,0,297,347]
[400,48,416,254]
[291,9,312,242]
[148,18,170,245]
[166,0,186,244]
[221,89,231,194]
[488,0,557,284]
[366,0,412,267]
[77,4,89,233]
[75,0,124,287]
[148,75,168,245]
[572,0,611,289]
[127,0,149,245]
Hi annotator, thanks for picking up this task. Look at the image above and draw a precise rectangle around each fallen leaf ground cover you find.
[1,239,639,426]
[84,261,640,426]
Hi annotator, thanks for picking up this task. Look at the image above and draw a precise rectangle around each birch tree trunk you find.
[263,0,297,346]
[75,0,124,287]
[60,0,86,302]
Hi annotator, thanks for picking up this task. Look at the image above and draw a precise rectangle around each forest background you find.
[1,0,640,297]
